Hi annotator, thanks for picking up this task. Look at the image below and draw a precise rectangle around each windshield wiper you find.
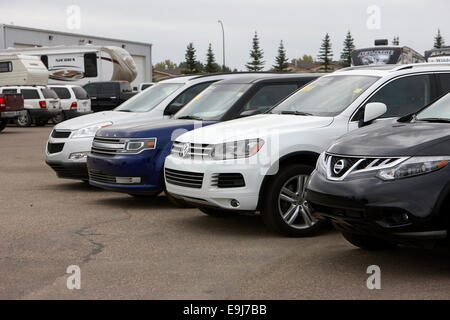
[277,110,313,116]
[117,109,132,112]
[176,115,204,121]
[417,117,450,123]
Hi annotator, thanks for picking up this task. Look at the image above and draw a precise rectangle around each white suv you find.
[165,64,450,237]
[45,73,257,181]
[0,86,62,126]
[48,85,92,123]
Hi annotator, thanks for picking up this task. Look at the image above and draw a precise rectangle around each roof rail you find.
[390,62,450,72]
[188,71,282,80]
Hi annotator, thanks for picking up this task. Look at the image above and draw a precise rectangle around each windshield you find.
[115,83,183,112]
[174,83,251,121]
[270,75,379,117]
[416,93,450,121]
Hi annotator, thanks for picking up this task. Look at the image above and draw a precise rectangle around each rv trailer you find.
[351,39,425,66]
[0,55,48,86]
[424,47,450,63]
[0,45,137,86]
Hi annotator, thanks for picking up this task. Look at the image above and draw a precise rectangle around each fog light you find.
[69,152,89,160]
[230,199,240,208]
[115,177,141,184]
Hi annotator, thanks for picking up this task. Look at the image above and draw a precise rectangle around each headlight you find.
[316,152,327,174]
[211,139,264,160]
[377,156,449,180]
[123,138,157,153]
[71,122,113,139]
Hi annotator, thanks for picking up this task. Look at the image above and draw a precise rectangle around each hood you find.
[328,120,450,157]
[54,111,147,130]
[175,114,334,144]
[96,119,217,139]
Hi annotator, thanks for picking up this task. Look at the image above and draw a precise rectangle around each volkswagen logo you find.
[179,143,190,158]
[333,159,347,175]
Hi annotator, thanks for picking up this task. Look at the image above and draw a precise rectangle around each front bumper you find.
[86,150,164,195]
[46,161,88,180]
[306,167,450,242]
[0,110,26,119]
[164,155,266,211]
[46,134,93,179]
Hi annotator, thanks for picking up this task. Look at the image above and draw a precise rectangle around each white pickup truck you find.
[165,64,450,237]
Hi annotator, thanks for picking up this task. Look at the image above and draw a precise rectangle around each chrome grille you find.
[91,137,126,155]
[325,153,407,181]
[171,141,212,159]
[165,168,204,188]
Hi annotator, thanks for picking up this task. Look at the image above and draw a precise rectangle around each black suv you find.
[306,93,450,249]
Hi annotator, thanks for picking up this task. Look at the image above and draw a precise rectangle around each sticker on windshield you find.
[300,85,315,92]
[353,88,362,94]
[237,92,244,97]
[191,92,204,101]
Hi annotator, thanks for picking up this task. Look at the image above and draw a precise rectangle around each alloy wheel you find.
[277,174,317,230]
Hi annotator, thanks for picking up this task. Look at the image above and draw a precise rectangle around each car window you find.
[437,73,450,96]
[271,75,379,117]
[100,83,116,95]
[72,87,89,99]
[42,88,59,99]
[141,84,153,90]
[242,83,298,112]
[83,84,97,96]
[2,88,17,94]
[115,83,183,112]
[172,81,214,105]
[174,83,251,120]
[21,89,40,100]
[365,74,432,118]
[51,87,71,99]
[416,92,450,120]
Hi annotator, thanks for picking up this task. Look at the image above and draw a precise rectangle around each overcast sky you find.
[2,0,449,70]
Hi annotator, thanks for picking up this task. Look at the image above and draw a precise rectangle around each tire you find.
[261,163,326,237]
[199,207,239,217]
[35,119,48,126]
[341,231,396,250]
[16,111,31,127]
[0,119,7,132]
[51,113,65,124]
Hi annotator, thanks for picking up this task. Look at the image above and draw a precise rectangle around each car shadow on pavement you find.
[317,241,450,277]
[175,213,335,239]
[43,181,105,192]
[92,194,175,210]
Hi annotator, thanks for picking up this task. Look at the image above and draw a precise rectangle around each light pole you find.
[218,20,225,70]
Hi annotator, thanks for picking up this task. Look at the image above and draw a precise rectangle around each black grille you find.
[212,173,245,188]
[88,170,116,184]
[51,130,71,138]
[329,156,360,178]
[47,163,88,179]
[47,142,64,154]
[165,168,204,188]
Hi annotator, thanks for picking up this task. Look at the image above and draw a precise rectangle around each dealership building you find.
[0,24,152,86]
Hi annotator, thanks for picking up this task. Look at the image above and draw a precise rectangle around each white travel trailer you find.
[424,47,450,63]
[0,45,137,86]
[351,40,425,66]
[0,55,48,86]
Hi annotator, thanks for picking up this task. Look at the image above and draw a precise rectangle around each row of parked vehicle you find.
[45,63,450,251]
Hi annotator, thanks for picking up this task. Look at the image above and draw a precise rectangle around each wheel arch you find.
[256,151,320,210]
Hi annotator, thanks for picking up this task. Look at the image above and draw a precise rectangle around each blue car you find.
[87,73,320,203]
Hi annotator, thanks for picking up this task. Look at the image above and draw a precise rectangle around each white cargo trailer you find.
[0,55,48,86]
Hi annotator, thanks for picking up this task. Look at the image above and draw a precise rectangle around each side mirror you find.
[164,102,184,116]
[239,109,262,118]
[361,102,387,126]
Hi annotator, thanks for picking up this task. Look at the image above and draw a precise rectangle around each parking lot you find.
[0,126,449,299]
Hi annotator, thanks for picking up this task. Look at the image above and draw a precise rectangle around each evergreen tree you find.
[184,42,198,74]
[273,40,289,72]
[392,36,400,46]
[340,31,355,67]
[205,43,220,73]
[434,29,445,48]
[245,31,265,71]
[318,33,333,71]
